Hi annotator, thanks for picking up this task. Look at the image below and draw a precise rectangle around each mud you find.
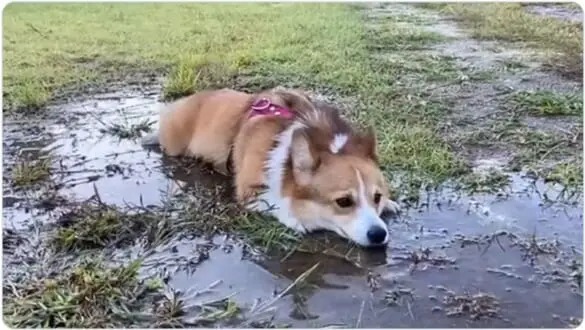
[3,3,583,328]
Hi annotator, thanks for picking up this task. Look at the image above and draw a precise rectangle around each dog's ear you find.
[289,89,312,102]
[355,126,378,163]
[274,88,314,111]
[290,128,320,186]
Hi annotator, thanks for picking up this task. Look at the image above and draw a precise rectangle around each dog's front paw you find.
[380,198,401,220]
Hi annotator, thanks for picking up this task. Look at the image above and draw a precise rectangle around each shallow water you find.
[3,90,582,327]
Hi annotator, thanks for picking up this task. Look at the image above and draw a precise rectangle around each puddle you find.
[125,176,583,327]
[3,90,232,230]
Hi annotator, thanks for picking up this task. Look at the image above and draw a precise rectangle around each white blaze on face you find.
[329,133,348,154]
[348,169,389,246]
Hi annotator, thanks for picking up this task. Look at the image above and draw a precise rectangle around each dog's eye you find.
[374,193,382,204]
[335,196,354,208]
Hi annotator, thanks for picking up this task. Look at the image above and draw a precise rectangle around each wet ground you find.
[524,3,583,24]
[3,3,583,328]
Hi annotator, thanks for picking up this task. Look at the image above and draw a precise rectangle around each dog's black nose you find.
[367,226,387,245]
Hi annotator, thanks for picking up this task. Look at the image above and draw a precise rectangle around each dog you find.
[143,87,400,247]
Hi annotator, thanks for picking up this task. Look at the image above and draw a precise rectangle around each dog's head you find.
[283,107,396,247]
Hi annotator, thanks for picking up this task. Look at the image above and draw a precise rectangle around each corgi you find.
[144,87,400,247]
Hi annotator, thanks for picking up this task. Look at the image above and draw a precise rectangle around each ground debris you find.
[392,247,456,273]
[383,286,415,307]
[95,112,155,140]
[513,232,560,265]
[453,229,562,266]
[155,288,241,327]
[442,291,501,320]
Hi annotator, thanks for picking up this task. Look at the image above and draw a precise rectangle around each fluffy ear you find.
[358,126,378,163]
[274,88,314,111]
[289,89,312,102]
[290,129,320,186]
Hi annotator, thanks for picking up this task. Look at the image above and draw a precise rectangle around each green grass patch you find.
[3,260,161,328]
[372,53,461,83]
[377,124,469,184]
[458,116,582,191]
[510,90,583,117]
[162,57,235,101]
[94,112,155,140]
[10,80,51,110]
[51,194,302,253]
[12,158,51,187]
[368,25,446,51]
[4,3,472,188]
[2,3,373,109]
[542,161,583,188]
[424,3,583,78]
[52,204,148,251]
[233,213,301,251]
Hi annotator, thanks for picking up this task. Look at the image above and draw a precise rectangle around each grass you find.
[162,58,235,100]
[542,160,583,188]
[12,158,51,187]
[505,128,580,171]
[458,113,582,191]
[50,192,301,253]
[3,3,371,110]
[3,260,161,328]
[153,288,241,327]
[423,3,583,78]
[51,203,150,251]
[94,114,155,140]
[3,257,243,328]
[10,80,51,111]
[510,90,583,117]
[4,3,472,188]
[459,170,511,194]
[233,213,301,251]
[368,25,446,52]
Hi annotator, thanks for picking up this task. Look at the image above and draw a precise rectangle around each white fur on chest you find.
[246,121,307,233]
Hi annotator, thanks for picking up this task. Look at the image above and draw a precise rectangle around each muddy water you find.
[3,89,582,328]
[3,90,231,229]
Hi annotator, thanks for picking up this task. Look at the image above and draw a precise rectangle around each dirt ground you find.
[3,3,583,328]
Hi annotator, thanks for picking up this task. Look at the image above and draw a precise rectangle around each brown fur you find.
[279,108,388,229]
[158,88,317,202]
[156,87,400,245]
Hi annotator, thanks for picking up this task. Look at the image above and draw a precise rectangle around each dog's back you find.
[157,89,253,168]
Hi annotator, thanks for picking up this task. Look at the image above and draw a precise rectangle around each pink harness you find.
[226,98,295,175]
[249,98,294,119]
